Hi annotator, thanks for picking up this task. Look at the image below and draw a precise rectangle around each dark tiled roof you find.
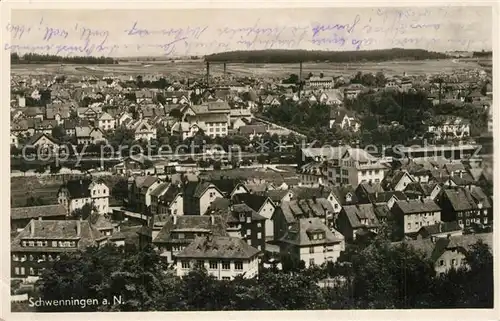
[291,186,331,199]
[419,221,462,236]
[11,205,67,220]
[396,233,493,263]
[27,133,58,146]
[233,193,273,212]
[264,189,290,202]
[331,185,358,205]
[280,198,334,222]
[342,204,381,229]
[443,188,477,211]
[11,220,102,252]
[183,181,214,199]
[395,199,441,214]
[63,179,92,199]
[153,215,228,244]
[159,184,182,203]
[150,182,170,198]
[208,179,243,194]
[176,236,259,259]
[280,217,344,246]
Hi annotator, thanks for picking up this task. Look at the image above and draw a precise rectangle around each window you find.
[246,217,251,223]
[209,261,218,270]
[29,255,34,261]
[309,246,315,254]
[458,219,463,225]
[458,212,462,217]
[234,261,243,270]
[196,260,204,268]
[181,261,190,269]
[29,268,35,275]
[257,245,261,250]
[466,219,470,226]
[257,232,262,239]
[439,260,445,266]
[334,204,339,209]
[451,259,456,266]
[12,255,19,261]
[222,262,230,270]
[246,229,251,236]
[309,258,315,266]
[257,222,261,228]
[209,192,215,198]
[222,277,230,280]
[14,267,20,275]
[20,267,25,275]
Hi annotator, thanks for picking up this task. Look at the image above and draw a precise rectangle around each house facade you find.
[57,179,110,215]
[279,217,345,268]
[175,236,260,280]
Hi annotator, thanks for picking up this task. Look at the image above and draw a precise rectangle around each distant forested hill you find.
[204,49,448,63]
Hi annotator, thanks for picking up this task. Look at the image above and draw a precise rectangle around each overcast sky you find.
[7,6,493,57]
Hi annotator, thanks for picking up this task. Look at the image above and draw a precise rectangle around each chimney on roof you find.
[30,220,35,236]
[76,220,81,236]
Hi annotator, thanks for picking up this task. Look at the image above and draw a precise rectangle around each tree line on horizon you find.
[10,53,117,65]
[204,49,449,63]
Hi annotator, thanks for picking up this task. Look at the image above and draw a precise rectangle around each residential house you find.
[128,176,162,215]
[273,198,335,241]
[279,217,345,268]
[75,126,107,145]
[416,221,463,240]
[336,204,381,242]
[399,233,492,275]
[329,109,360,132]
[237,124,268,140]
[208,201,267,251]
[307,76,335,89]
[181,102,231,138]
[343,84,366,100]
[175,236,260,280]
[11,219,105,280]
[438,187,491,230]
[98,112,116,131]
[232,193,277,240]
[34,119,58,135]
[149,182,172,216]
[382,170,416,192]
[26,133,59,154]
[133,119,157,141]
[57,179,110,215]
[208,178,249,198]
[391,199,442,236]
[152,214,228,263]
[427,116,470,140]
[45,105,70,125]
[298,162,328,187]
[182,181,224,215]
[11,205,67,232]
[327,148,389,186]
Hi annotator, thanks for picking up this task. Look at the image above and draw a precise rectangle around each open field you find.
[11,59,484,78]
